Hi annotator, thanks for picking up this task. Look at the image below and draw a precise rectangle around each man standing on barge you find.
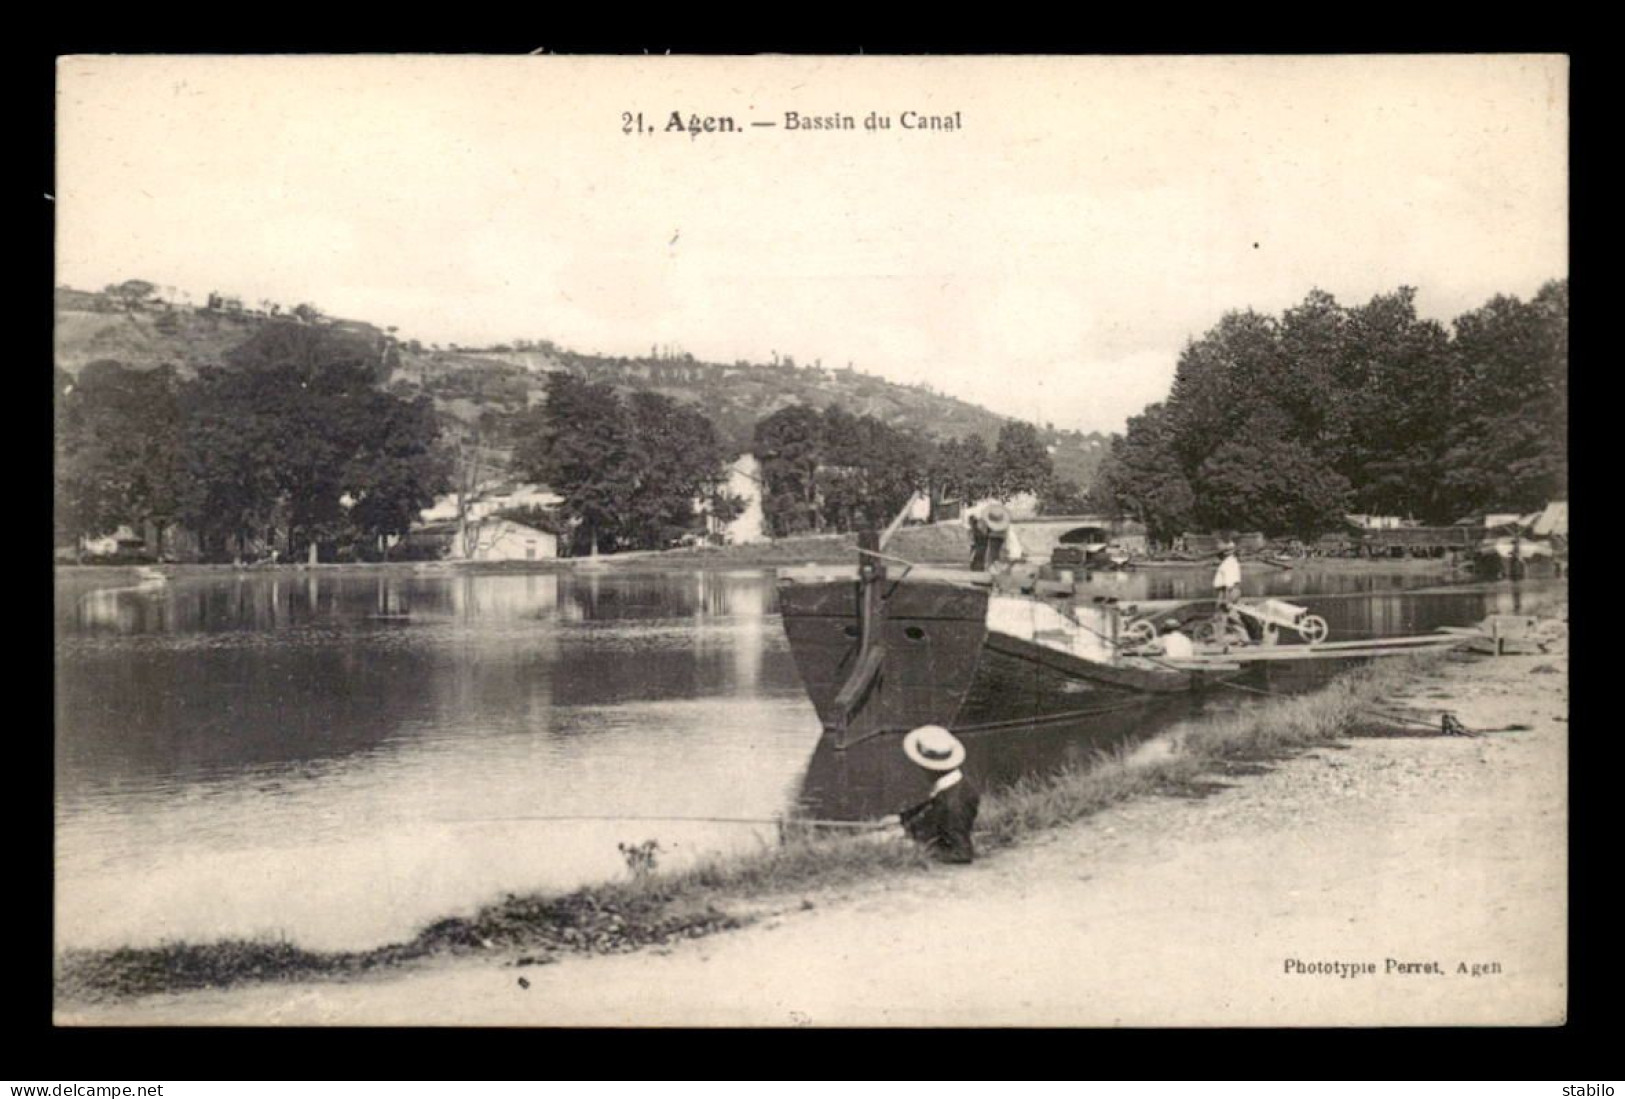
[967,503,1023,571]
[1211,537,1242,639]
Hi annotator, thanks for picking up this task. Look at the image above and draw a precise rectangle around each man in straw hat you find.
[896,725,980,864]
[1211,535,1243,641]
[1213,535,1242,602]
[968,502,1023,571]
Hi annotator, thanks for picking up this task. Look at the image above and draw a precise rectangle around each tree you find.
[1101,282,1566,535]
[1320,288,1454,519]
[754,404,826,536]
[1194,437,1351,538]
[510,376,733,553]
[858,419,931,529]
[174,322,446,561]
[55,361,184,555]
[226,324,383,557]
[1439,280,1567,514]
[622,391,729,548]
[105,279,157,311]
[750,403,930,536]
[992,420,1053,498]
[704,489,747,539]
[512,373,635,555]
[175,366,286,558]
[1038,476,1090,516]
[1092,403,1195,543]
[1165,309,1287,471]
[342,392,451,556]
[933,434,996,508]
[445,418,505,558]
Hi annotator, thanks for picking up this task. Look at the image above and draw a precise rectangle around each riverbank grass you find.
[57,654,1441,1003]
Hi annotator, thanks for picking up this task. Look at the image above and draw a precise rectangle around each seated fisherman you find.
[896,725,980,864]
[1160,628,1195,659]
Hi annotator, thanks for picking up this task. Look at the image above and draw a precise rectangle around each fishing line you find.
[430,812,893,829]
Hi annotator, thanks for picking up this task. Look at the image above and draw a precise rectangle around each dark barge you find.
[777,538,1238,754]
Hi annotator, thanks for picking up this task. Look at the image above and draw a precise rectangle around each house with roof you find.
[1525,500,1568,539]
[419,482,564,525]
[408,517,558,562]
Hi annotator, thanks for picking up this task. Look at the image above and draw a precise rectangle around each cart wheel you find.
[1300,615,1329,645]
[1122,619,1158,648]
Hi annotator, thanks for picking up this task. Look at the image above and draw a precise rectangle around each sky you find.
[55,55,1567,435]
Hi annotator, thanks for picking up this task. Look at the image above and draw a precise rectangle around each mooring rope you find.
[1200,670,1538,737]
[431,812,893,829]
[1118,638,1520,737]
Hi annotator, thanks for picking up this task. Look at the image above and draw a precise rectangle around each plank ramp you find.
[1174,632,1464,665]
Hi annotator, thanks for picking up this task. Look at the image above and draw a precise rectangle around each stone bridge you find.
[1010,515,1144,560]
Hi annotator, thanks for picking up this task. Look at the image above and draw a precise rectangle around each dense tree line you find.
[55,324,448,561]
[1093,282,1568,541]
[753,404,934,536]
[510,373,740,555]
[753,407,1074,537]
[931,420,1075,513]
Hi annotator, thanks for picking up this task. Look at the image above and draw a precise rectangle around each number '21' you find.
[622,112,646,134]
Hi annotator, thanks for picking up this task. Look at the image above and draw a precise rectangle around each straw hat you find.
[981,503,1012,533]
[903,725,966,771]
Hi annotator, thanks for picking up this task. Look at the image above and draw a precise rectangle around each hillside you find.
[53,286,1111,489]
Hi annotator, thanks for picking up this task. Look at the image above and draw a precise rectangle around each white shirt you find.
[931,769,964,796]
[1213,553,1241,589]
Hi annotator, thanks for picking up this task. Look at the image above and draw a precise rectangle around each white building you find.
[970,492,1042,520]
[708,454,767,545]
[1527,500,1568,538]
[79,525,144,557]
[418,517,557,562]
[419,482,564,524]
[1346,514,1417,531]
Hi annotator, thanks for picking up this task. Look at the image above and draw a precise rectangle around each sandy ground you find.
[58,645,1567,1027]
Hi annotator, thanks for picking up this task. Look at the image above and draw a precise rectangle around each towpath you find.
[58,645,1567,1027]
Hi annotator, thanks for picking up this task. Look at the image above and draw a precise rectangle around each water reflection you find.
[54,565,1559,952]
[55,568,817,950]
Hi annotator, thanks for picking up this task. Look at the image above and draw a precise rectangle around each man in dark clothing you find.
[897,725,980,863]
[968,503,1012,572]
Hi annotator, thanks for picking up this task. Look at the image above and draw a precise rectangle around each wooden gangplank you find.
[1170,632,1464,666]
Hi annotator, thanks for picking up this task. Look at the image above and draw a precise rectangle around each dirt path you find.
[58,648,1566,1027]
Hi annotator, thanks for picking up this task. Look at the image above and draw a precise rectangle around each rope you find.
[1206,670,1434,729]
[1202,673,1534,737]
[430,812,893,830]
[1112,637,1505,737]
[857,547,920,571]
[1032,597,1515,740]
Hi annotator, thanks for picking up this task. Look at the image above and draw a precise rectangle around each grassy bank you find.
[55,652,1449,1005]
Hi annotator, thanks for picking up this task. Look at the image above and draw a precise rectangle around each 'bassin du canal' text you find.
[786,111,963,132]
[622,111,964,136]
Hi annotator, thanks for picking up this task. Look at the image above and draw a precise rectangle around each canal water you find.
[55,566,1563,952]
